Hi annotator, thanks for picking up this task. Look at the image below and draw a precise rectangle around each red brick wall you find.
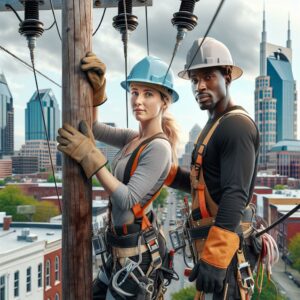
[44,249,62,300]
[287,218,300,242]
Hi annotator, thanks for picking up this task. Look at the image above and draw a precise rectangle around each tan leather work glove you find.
[81,52,107,106]
[57,121,107,178]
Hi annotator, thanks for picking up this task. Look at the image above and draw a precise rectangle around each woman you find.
[57,55,180,299]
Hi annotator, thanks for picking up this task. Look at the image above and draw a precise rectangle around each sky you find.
[0,0,299,155]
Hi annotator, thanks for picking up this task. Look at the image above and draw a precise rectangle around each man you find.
[168,37,260,299]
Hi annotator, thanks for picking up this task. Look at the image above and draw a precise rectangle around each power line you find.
[49,0,62,41]
[184,0,226,75]
[0,45,61,88]
[145,5,149,56]
[93,8,107,36]
[29,49,62,214]
[165,0,226,81]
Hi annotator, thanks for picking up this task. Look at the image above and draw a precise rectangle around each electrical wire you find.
[123,0,129,128]
[0,45,61,88]
[4,4,23,23]
[93,8,107,36]
[164,0,226,82]
[145,5,149,56]
[49,0,62,41]
[44,21,56,31]
[184,0,226,75]
[29,49,62,214]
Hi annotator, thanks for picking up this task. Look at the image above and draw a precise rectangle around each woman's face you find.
[130,83,166,123]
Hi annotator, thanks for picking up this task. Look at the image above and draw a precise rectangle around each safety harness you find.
[188,109,257,299]
[106,132,176,299]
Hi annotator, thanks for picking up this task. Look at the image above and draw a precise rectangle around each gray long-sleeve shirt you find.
[93,122,172,226]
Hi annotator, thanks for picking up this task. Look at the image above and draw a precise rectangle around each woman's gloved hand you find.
[57,120,107,178]
[81,52,107,106]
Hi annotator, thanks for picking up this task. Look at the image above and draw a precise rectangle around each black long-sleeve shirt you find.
[172,106,259,232]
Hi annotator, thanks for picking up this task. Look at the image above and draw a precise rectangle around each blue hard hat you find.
[121,56,179,103]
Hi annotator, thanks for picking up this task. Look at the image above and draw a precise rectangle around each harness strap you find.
[127,132,169,231]
[191,109,252,219]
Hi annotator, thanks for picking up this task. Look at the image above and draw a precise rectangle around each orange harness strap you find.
[130,138,168,231]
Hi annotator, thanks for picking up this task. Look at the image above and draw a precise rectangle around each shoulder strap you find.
[123,132,169,230]
[123,132,168,185]
[192,109,252,219]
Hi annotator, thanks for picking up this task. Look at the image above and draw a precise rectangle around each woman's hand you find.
[81,52,107,107]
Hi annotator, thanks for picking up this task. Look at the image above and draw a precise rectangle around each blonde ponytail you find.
[162,111,179,164]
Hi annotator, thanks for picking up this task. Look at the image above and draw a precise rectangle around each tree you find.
[47,174,62,183]
[153,187,168,208]
[252,273,287,300]
[0,180,5,186]
[0,185,59,222]
[274,184,285,190]
[171,286,197,300]
[92,177,102,187]
[289,233,300,272]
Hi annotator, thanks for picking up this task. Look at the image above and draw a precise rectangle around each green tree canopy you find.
[47,174,62,183]
[0,185,59,222]
[289,233,300,272]
[153,187,169,208]
[171,286,197,300]
[274,184,286,190]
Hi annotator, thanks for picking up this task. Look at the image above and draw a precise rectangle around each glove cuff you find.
[81,148,107,178]
[93,78,107,107]
[201,226,239,269]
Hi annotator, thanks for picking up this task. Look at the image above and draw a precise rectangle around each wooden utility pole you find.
[61,1,93,299]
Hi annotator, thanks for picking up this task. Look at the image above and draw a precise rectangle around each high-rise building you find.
[19,140,57,171]
[0,73,14,157]
[255,10,297,169]
[179,124,201,169]
[25,89,60,141]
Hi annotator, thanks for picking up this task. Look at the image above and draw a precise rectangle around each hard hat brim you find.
[178,64,243,81]
[121,79,179,103]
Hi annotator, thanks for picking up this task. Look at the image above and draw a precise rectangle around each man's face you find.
[189,68,228,111]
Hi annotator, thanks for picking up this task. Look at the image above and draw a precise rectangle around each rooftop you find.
[0,222,61,254]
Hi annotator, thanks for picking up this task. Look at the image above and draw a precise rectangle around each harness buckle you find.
[144,228,159,253]
[237,260,254,294]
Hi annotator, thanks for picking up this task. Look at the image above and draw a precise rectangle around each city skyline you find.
[0,0,299,154]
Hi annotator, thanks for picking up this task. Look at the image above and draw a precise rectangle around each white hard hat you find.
[178,37,243,80]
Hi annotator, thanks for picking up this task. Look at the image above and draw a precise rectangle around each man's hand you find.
[57,121,107,178]
[81,52,107,106]
[188,226,239,294]
[189,259,227,293]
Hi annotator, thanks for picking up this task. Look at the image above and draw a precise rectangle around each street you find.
[161,191,193,300]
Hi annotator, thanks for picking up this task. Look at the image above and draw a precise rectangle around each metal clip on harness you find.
[111,234,154,299]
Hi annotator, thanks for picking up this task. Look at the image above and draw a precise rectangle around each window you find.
[55,256,60,281]
[26,267,31,293]
[46,260,51,287]
[0,275,5,300]
[38,263,43,288]
[55,293,60,300]
[14,271,19,297]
